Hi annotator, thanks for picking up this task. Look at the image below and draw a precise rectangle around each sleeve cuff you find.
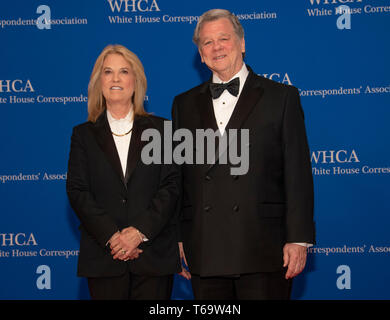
[292,242,313,248]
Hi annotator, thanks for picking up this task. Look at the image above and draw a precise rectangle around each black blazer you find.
[172,66,315,277]
[66,111,181,278]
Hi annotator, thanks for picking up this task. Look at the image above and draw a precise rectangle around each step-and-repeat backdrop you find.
[1,0,389,300]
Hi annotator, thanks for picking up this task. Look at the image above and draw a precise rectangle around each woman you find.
[66,44,181,300]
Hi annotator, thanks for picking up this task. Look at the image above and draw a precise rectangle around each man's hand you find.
[110,227,143,261]
[283,243,307,279]
[177,242,191,280]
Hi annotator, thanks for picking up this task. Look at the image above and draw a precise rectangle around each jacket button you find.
[233,205,239,212]
[204,205,211,212]
[205,175,211,181]
[121,198,127,204]
[232,175,239,180]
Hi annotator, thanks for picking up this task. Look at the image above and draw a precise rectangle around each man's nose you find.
[212,40,223,51]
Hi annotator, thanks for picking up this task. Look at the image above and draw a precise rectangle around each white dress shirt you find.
[107,109,133,176]
[212,63,249,135]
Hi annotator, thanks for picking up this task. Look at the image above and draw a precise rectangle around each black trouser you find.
[191,271,292,300]
[87,273,174,300]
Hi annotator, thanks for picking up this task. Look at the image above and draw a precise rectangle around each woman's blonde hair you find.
[87,44,148,122]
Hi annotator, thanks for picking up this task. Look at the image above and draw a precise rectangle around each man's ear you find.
[241,37,246,54]
[198,48,204,63]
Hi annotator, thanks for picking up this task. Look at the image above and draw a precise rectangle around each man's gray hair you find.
[193,9,244,46]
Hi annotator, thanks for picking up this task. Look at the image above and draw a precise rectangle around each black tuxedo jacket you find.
[172,66,315,277]
[66,111,181,278]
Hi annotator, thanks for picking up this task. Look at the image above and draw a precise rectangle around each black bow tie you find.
[209,77,240,99]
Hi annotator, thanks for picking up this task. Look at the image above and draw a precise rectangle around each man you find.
[172,9,315,300]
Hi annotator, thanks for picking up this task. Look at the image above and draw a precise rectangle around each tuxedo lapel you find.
[224,69,264,133]
[92,111,126,185]
[198,68,264,132]
[197,81,222,170]
[214,72,263,170]
[201,67,264,169]
[198,80,218,132]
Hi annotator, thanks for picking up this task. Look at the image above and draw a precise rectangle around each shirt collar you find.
[106,108,134,124]
[212,63,249,94]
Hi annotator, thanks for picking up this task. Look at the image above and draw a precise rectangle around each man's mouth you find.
[214,55,227,61]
